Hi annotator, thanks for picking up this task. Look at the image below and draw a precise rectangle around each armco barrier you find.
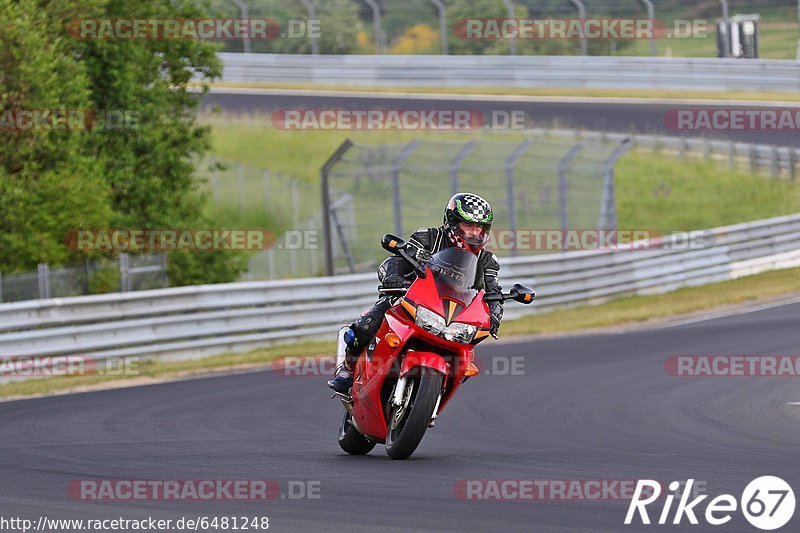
[215,53,800,92]
[0,213,799,371]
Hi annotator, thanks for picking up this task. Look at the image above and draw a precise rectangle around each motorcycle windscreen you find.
[428,247,479,305]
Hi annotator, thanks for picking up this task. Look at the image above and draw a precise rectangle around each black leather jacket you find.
[378,226,503,321]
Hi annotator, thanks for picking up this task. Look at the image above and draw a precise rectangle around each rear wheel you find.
[385,369,442,460]
[338,410,375,455]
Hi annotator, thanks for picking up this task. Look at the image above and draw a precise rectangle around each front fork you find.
[391,376,408,406]
[391,374,444,428]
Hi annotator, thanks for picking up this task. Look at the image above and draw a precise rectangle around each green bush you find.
[0,0,244,285]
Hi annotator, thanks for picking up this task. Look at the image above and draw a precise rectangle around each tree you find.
[0,0,112,270]
[391,24,440,54]
[0,0,246,285]
[210,0,363,55]
[448,0,571,55]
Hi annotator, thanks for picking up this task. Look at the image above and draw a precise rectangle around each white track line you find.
[654,295,800,330]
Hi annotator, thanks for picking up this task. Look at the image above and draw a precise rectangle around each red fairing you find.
[400,351,448,377]
[348,265,491,443]
[404,268,446,316]
[404,267,490,327]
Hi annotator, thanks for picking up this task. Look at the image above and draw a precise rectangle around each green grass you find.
[204,116,800,234]
[615,151,800,232]
[503,265,800,335]
[5,265,800,400]
[204,114,493,181]
[203,117,800,282]
[202,115,528,249]
[0,340,334,400]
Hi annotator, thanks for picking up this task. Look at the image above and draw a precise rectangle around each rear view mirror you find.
[510,283,536,304]
[382,234,406,254]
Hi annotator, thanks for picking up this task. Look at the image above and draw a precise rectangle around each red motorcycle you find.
[333,234,535,460]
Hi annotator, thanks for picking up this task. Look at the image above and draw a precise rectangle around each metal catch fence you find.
[0,254,168,303]
[320,135,632,275]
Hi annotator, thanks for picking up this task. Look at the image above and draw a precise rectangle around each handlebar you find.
[379,287,408,294]
[381,234,427,279]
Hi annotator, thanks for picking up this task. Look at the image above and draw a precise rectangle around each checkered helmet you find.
[443,193,493,253]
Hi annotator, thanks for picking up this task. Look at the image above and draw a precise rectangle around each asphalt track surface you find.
[2,300,799,532]
[201,90,800,146]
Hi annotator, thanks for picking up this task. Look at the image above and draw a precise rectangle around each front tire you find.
[338,410,375,455]
[385,369,442,460]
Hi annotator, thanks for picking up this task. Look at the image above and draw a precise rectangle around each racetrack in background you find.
[201,89,800,147]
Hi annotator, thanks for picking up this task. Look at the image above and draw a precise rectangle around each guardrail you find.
[216,53,800,91]
[1,212,799,372]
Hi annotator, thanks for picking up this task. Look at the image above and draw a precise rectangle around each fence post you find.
[119,253,130,292]
[504,139,534,256]
[502,0,517,55]
[599,138,633,230]
[749,145,758,173]
[557,143,584,233]
[84,257,91,294]
[309,215,320,277]
[639,0,657,56]
[429,0,448,54]
[0,272,3,303]
[362,0,384,53]
[291,179,300,227]
[450,141,477,195]
[570,0,588,55]
[320,139,354,276]
[37,263,50,299]
[290,178,300,277]
[268,248,276,280]
[791,149,797,181]
[771,146,779,178]
[391,170,402,237]
[298,0,319,55]
[391,140,420,238]
[728,141,735,169]
[262,170,270,213]
[160,253,169,286]
[236,164,245,212]
[210,156,220,203]
[230,0,251,53]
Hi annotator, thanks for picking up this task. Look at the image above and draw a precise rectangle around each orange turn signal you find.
[465,362,479,376]
[384,332,401,348]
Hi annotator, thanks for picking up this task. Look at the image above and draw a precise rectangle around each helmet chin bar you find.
[451,226,489,253]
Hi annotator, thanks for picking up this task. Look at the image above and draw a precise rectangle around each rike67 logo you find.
[625,477,795,530]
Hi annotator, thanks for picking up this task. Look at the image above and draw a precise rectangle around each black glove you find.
[489,303,502,339]
[381,274,405,290]
[415,248,433,265]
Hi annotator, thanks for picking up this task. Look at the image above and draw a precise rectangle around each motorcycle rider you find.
[328,192,504,394]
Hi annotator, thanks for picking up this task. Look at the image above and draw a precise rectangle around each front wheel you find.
[338,410,375,455]
[385,369,443,460]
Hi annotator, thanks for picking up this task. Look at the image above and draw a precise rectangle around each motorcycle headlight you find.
[415,305,446,335]
[415,306,477,344]
[442,321,477,344]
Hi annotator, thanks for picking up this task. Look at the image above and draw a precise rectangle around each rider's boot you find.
[328,329,362,394]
